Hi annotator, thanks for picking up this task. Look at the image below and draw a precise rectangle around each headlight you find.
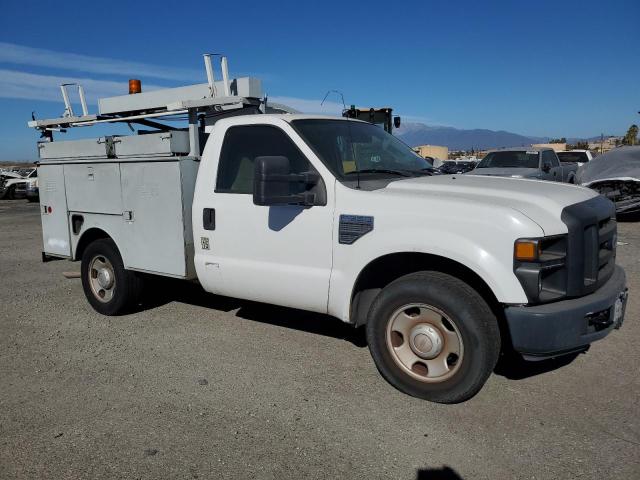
[514,235,568,303]
[510,175,524,178]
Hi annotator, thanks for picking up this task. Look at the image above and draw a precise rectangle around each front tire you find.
[81,238,143,315]
[366,271,500,403]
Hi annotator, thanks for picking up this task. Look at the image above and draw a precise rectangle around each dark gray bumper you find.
[505,265,628,359]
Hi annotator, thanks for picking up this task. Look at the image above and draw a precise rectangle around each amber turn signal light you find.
[514,240,539,261]
[129,79,142,94]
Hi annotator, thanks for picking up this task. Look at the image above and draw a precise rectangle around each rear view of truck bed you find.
[39,131,199,279]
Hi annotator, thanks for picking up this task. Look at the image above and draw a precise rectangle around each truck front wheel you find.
[81,238,143,315]
[366,271,500,403]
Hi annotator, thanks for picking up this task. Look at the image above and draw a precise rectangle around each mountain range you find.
[395,122,563,150]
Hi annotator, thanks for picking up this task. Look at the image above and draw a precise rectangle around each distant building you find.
[532,143,566,152]
[588,136,621,154]
[413,145,449,160]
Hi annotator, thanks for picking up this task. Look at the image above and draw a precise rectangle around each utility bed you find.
[31,54,263,280]
[39,132,199,279]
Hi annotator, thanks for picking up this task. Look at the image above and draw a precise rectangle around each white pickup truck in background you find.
[557,149,594,167]
[31,58,629,403]
[0,167,37,200]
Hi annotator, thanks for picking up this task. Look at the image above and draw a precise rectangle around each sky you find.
[1,0,638,161]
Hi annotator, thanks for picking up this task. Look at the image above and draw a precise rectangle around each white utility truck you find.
[31,56,628,403]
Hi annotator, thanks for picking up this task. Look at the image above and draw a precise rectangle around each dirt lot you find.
[1,200,638,480]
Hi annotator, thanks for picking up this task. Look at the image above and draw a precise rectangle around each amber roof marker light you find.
[129,79,142,94]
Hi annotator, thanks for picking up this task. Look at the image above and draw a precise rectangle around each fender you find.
[328,225,537,323]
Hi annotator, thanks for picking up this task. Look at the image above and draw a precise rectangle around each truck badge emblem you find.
[201,237,210,250]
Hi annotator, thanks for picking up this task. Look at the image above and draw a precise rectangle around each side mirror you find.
[393,116,401,129]
[542,163,551,173]
[253,156,319,207]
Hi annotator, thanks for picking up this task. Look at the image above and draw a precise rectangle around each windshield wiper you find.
[346,168,413,177]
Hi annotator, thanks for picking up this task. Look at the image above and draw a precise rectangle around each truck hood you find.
[382,174,598,235]
[466,167,540,178]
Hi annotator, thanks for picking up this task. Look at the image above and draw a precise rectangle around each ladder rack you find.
[28,54,294,157]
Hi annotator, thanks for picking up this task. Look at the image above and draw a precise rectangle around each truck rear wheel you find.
[81,238,143,315]
[366,271,500,403]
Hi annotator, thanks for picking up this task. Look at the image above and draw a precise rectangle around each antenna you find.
[322,90,361,189]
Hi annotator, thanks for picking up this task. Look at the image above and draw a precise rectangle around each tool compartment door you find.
[38,164,71,257]
[64,163,123,214]
[119,161,189,277]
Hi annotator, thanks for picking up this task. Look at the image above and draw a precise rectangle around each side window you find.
[216,125,313,194]
[542,151,557,168]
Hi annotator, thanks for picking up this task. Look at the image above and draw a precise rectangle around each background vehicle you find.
[557,149,594,167]
[438,160,477,175]
[0,169,22,198]
[342,106,400,134]
[577,146,640,215]
[30,56,628,404]
[0,167,36,199]
[26,177,39,202]
[468,147,577,183]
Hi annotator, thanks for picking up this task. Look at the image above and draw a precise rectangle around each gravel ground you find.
[1,200,638,479]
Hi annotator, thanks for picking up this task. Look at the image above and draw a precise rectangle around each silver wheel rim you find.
[88,255,116,303]
[386,303,464,383]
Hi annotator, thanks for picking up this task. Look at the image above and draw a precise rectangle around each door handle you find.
[203,208,215,230]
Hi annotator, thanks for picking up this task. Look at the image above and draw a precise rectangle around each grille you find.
[594,217,616,286]
[561,195,616,298]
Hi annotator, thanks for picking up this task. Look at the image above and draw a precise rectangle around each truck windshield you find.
[291,119,433,179]
[477,151,539,169]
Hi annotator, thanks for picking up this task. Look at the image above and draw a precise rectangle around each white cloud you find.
[0,69,164,105]
[0,42,201,81]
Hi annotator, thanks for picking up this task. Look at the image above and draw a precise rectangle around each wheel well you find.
[74,228,111,261]
[350,252,502,327]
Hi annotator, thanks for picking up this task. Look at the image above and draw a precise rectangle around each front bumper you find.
[505,265,627,360]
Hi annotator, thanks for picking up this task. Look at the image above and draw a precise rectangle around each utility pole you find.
[600,133,604,154]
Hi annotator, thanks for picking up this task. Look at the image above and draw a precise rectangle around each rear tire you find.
[366,271,500,403]
[5,186,15,200]
[81,238,143,315]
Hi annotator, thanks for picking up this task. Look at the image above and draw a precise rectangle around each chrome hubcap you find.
[96,268,113,289]
[386,303,464,383]
[409,324,443,359]
[88,255,116,303]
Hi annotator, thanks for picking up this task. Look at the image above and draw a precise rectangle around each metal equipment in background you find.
[342,106,401,134]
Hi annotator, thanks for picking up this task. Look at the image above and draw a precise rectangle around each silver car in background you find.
[466,147,577,183]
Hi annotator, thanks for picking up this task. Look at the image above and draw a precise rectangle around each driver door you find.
[193,122,335,313]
